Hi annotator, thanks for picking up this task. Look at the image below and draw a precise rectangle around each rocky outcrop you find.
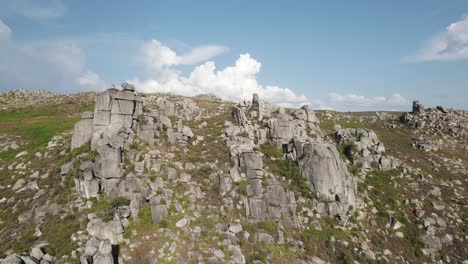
[167,120,194,146]
[291,105,320,131]
[148,96,200,121]
[265,106,323,149]
[294,140,356,217]
[69,83,144,198]
[80,238,115,264]
[228,144,297,228]
[91,83,143,149]
[226,94,356,220]
[249,93,277,120]
[401,100,467,138]
[332,127,398,171]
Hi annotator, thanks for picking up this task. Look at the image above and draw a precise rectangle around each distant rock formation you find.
[401,100,467,138]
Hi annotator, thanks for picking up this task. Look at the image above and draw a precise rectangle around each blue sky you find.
[0,0,467,110]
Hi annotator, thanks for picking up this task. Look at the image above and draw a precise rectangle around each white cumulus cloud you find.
[406,15,468,62]
[0,0,66,19]
[78,70,107,90]
[141,39,228,72]
[131,39,309,106]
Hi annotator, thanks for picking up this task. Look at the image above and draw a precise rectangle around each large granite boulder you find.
[297,142,356,213]
[80,238,114,264]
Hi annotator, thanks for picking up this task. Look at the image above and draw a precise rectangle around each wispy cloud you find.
[141,39,228,72]
[0,0,66,19]
[405,15,468,62]
[0,19,105,92]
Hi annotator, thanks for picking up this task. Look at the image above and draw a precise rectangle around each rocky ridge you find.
[0,87,466,263]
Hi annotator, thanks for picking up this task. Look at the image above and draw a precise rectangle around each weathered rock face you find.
[291,105,320,131]
[401,100,467,138]
[296,142,356,215]
[232,106,248,127]
[332,127,398,171]
[265,107,322,149]
[80,238,114,264]
[92,85,143,147]
[71,112,94,149]
[150,96,200,121]
[228,144,297,228]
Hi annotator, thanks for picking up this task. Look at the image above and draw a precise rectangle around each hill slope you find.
[0,85,466,264]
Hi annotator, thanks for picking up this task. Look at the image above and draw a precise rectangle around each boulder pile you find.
[332,126,398,171]
[400,100,467,138]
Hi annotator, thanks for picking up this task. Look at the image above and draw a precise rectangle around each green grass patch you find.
[40,214,82,256]
[92,195,130,222]
[260,141,283,159]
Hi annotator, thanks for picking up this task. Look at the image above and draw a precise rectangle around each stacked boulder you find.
[400,100,467,138]
[266,106,322,149]
[167,120,194,146]
[220,102,297,228]
[138,110,172,145]
[332,127,398,171]
[229,144,297,228]
[70,83,144,198]
[80,238,114,264]
[86,213,129,245]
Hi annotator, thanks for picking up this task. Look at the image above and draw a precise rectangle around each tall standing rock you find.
[71,82,144,197]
